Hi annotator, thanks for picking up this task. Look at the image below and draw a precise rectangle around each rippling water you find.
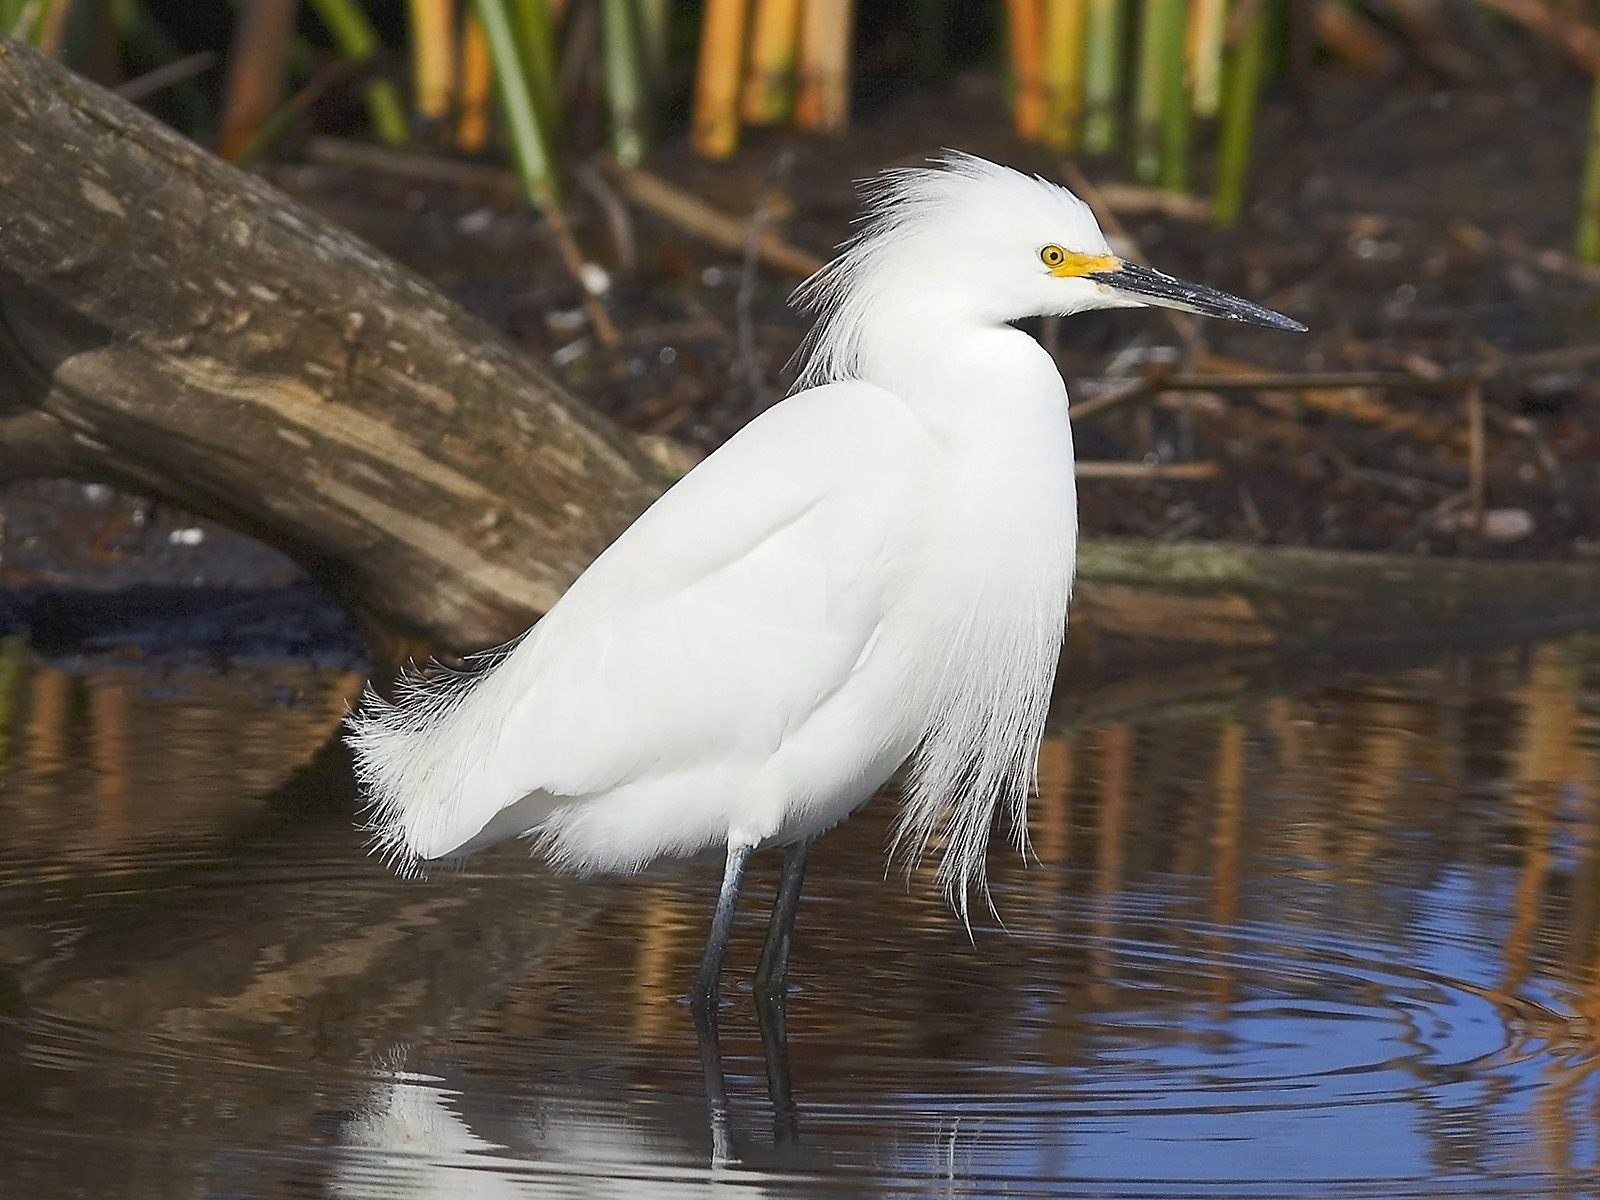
[2,633,1600,1196]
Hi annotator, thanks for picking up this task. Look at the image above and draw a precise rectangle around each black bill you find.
[1089,260,1306,332]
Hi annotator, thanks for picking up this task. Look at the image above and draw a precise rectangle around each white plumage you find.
[347,153,1301,997]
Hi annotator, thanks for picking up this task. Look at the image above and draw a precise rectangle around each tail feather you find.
[346,639,533,874]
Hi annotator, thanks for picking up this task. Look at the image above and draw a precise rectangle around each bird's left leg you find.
[754,837,812,1003]
[690,840,753,1021]
[754,838,811,1146]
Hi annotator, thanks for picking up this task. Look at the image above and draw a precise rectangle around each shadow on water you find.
[2,630,1600,1195]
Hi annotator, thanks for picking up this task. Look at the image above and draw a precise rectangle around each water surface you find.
[2,634,1600,1196]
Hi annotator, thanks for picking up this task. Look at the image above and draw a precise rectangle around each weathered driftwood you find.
[0,37,665,654]
[1071,539,1600,667]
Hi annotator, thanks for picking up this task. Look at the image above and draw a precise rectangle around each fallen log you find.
[1071,539,1600,667]
[0,37,664,654]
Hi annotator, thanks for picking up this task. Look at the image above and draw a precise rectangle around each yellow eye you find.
[1040,244,1067,268]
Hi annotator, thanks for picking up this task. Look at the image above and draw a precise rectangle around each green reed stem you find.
[636,0,670,84]
[8,0,39,43]
[305,0,408,144]
[1577,71,1600,262]
[1157,0,1188,190]
[509,0,561,141]
[1134,0,1180,183]
[1082,0,1123,154]
[14,0,57,47]
[1212,0,1267,226]
[472,0,560,205]
[0,637,24,776]
[601,0,646,166]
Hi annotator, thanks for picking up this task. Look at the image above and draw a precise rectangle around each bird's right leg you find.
[692,841,753,1164]
[690,840,753,1022]
[696,1009,737,1166]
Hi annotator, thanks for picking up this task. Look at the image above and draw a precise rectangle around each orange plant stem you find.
[218,0,299,161]
[456,8,491,151]
[692,0,748,158]
[34,0,73,56]
[795,0,853,133]
[1006,0,1045,140]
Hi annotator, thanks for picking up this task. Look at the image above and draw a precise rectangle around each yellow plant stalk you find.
[1041,0,1086,150]
[1188,0,1226,116]
[743,0,802,125]
[408,0,457,122]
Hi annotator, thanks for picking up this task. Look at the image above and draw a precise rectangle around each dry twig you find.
[603,162,825,278]
[1076,461,1222,480]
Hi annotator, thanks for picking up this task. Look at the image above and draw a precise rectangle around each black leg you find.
[691,841,752,1167]
[690,841,752,1020]
[754,838,812,1002]
[755,975,799,1147]
[695,1003,737,1165]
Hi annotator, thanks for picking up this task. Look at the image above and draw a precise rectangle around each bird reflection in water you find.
[332,1021,821,1196]
[695,963,801,1165]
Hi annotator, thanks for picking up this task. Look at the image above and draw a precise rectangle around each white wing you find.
[349,381,931,866]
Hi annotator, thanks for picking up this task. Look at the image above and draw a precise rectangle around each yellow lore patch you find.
[1041,246,1119,278]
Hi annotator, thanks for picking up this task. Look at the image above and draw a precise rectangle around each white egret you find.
[347,153,1302,1015]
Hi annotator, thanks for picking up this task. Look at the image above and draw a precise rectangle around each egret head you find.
[794,153,1302,386]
